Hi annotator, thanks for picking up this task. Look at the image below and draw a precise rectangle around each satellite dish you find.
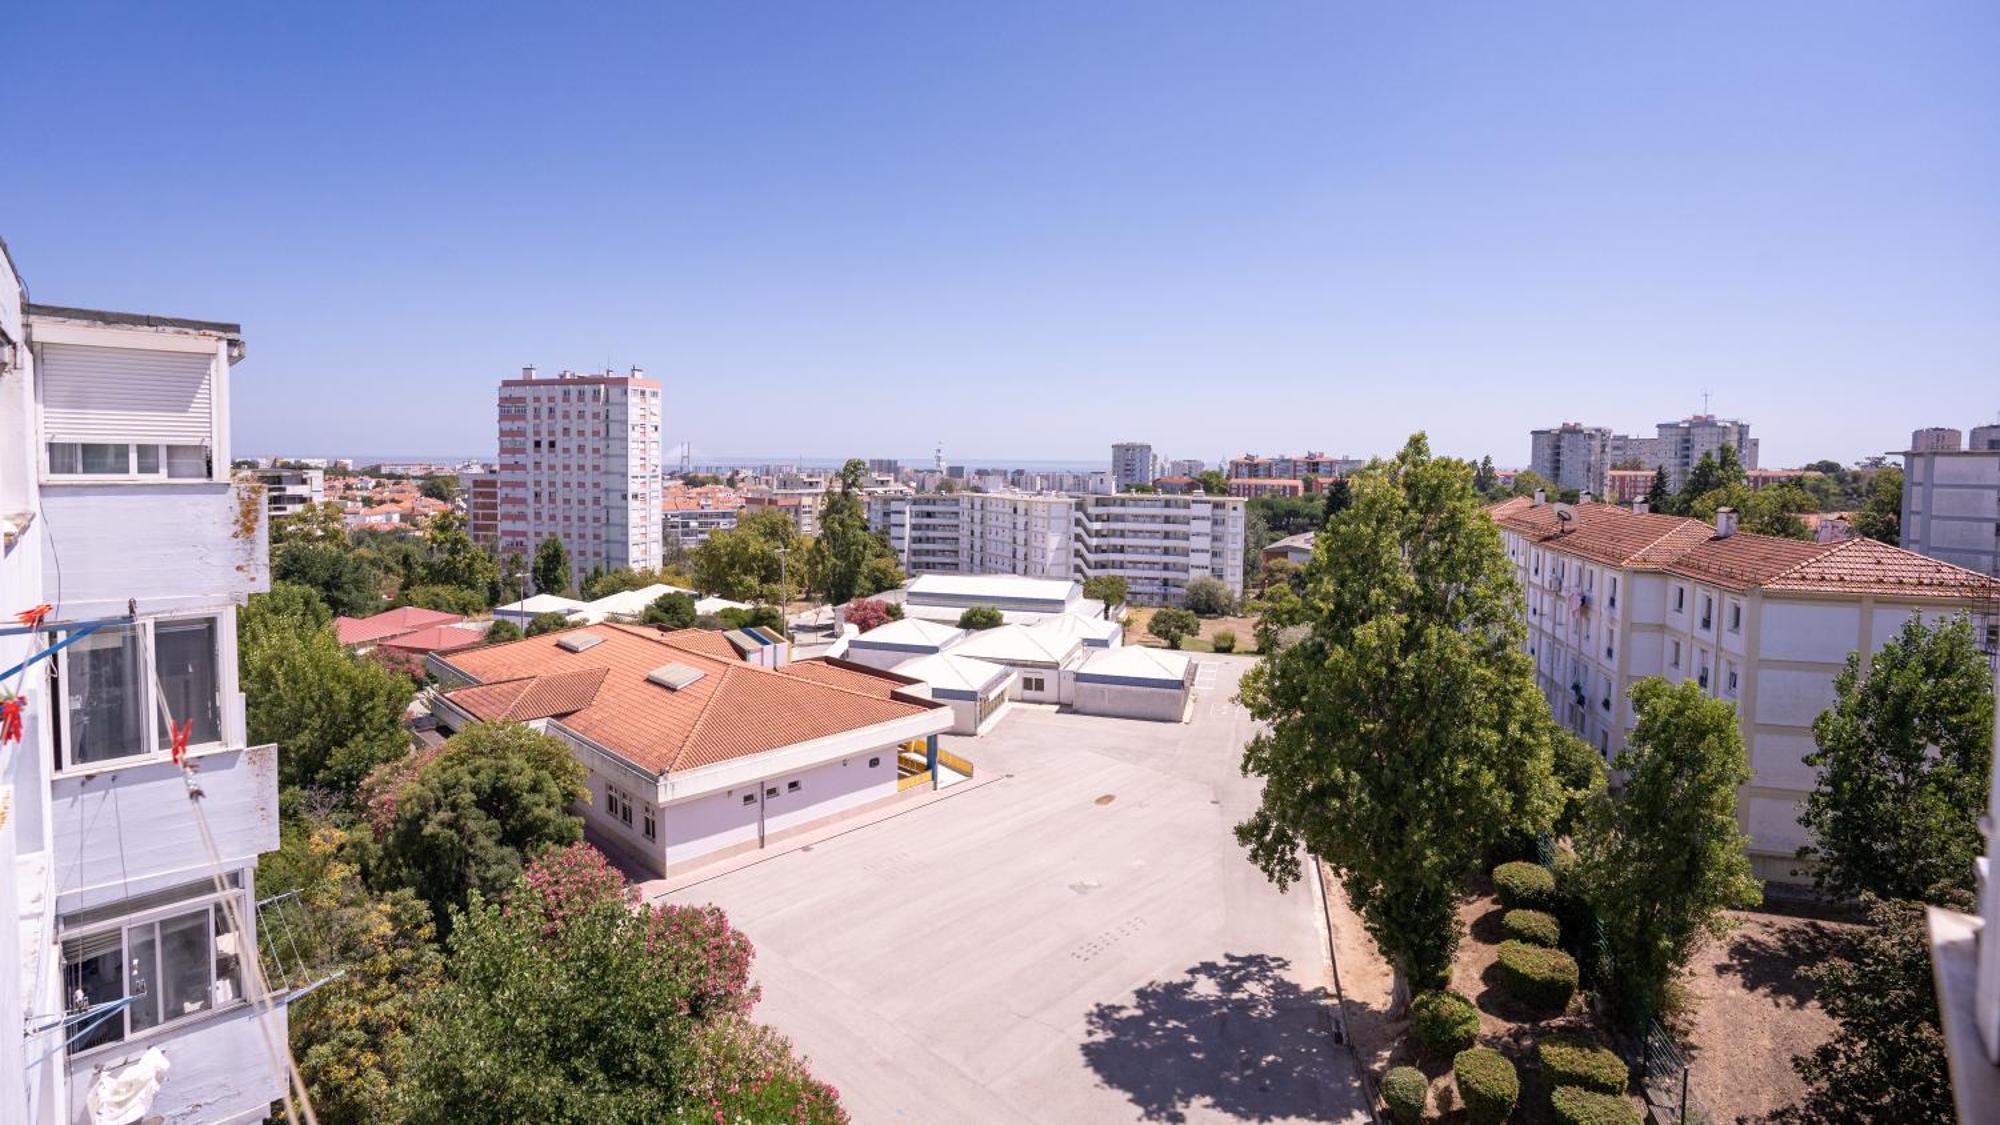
[1552,503,1576,526]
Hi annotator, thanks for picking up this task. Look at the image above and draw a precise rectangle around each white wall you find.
[39,483,269,618]
[1072,681,1187,722]
[64,1002,287,1125]
[662,750,899,864]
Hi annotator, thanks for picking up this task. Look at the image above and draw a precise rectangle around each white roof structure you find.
[1074,645,1192,686]
[892,652,1012,697]
[953,623,1082,667]
[849,617,966,651]
[496,593,588,619]
[579,583,688,621]
[906,573,1081,611]
[694,595,752,616]
[1033,613,1122,647]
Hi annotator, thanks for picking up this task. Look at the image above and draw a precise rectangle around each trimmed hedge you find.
[1538,1035,1627,1095]
[1502,908,1561,948]
[1551,1086,1642,1125]
[1381,1065,1428,1125]
[1453,1047,1519,1125]
[1492,861,1557,910]
[1410,989,1480,1058]
[1496,940,1579,1013]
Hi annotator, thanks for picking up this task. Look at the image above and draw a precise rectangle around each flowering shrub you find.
[681,1017,848,1124]
[644,902,760,1019]
[509,842,634,936]
[356,745,443,841]
[844,599,895,633]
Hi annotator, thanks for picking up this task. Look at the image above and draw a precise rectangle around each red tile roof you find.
[375,624,488,654]
[436,625,941,776]
[1490,500,2000,600]
[334,606,464,646]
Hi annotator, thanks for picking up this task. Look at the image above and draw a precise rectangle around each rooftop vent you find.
[556,633,604,653]
[646,662,707,691]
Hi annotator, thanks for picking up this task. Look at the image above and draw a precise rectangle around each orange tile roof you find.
[1489,500,2000,600]
[436,625,940,776]
[334,606,464,645]
[375,624,487,654]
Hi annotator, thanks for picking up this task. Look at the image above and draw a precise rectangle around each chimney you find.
[1632,499,1649,515]
[521,364,537,380]
[1714,507,1738,539]
[1532,489,1547,507]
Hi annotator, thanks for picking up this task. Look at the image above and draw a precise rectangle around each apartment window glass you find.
[135,444,161,474]
[155,618,221,747]
[1673,587,1685,612]
[1669,640,1682,669]
[61,895,242,1052]
[166,445,209,479]
[1609,577,1619,608]
[1700,596,1713,629]
[64,624,147,766]
[642,808,656,841]
[1729,604,1742,633]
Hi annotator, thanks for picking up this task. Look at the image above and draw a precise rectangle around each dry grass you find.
[1123,606,1259,653]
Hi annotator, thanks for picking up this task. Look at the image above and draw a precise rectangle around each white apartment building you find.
[1528,423,1612,498]
[1073,492,1246,605]
[251,466,323,519]
[1493,495,2000,883]
[871,490,1247,605]
[1911,426,1965,453]
[2,241,289,1124]
[1228,451,1367,480]
[1111,442,1157,491]
[1608,414,1758,490]
[1903,443,2000,578]
[496,366,663,580]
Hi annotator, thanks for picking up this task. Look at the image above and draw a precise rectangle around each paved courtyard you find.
[659,656,1370,1123]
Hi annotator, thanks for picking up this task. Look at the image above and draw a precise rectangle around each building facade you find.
[495,366,664,580]
[1491,495,2000,883]
[1227,451,1366,480]
[1528,423,1612,498]
[2,243,289,1124]
[870,490,1248,604]
[1911,427,1964,453]
[251,467,323,520]
[1903,446,2000,578]
[466,472,500,550]
[1111,442,1157,491]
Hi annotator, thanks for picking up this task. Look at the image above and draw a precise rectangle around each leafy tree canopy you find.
[641,591,697,630]
[957,606,1003,631]
[525,611,572,637]
[532,535,572,596]
[1082,575,1129,608]
[1850,465,1903,546]
[1147,607,1200,649]
[240,584,415,794]
[1182,575,1236,617]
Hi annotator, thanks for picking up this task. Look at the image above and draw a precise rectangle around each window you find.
[868,757,881,769]
[1608,576,1619,609]
[61,890,244,1053]
[45,443,210,481]
[606,784,633,827]
[1729,604,1742,633]
[642,807,656,841]
[741,793,756,807]
[1605,628,1616,660]
[1023,675,1045,693]
[786,780,801,793]
[1673,586,1685,613]
[1726,665,1740,698]
[1700,596,1713,630]
[1669,640,1682,669]
[61,624,146,766]
[765,787,778,798]
[154,618,221,748]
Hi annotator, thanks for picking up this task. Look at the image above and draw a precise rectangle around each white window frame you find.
[59,882,252,1058]
[43,441,212,484]
[54,613,228,774]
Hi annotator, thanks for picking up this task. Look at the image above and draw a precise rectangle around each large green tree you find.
[1643,467,1673,513]
[1675,446,1745,513]
[1780,896,1960,1123]
[274,541,383,618]
[817,459,877,605]
[691,509,799,603]
[532,535,572,595]
[1850,465,1904,546]
[1797,614,1993,902]
[372,722,586,932]
[1576,678,1761,1021]
[239,583,416,793]
[1236,435,1560,992]
[395,845,845,1124]
[416,510,499,606]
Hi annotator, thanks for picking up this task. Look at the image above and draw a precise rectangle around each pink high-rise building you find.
[496,365,663,580]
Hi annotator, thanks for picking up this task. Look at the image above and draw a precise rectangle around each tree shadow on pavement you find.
[1081,952,1349,1123]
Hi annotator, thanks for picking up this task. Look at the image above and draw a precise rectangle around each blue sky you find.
[5,2,1996,468]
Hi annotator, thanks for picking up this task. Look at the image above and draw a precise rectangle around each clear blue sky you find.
[6,2,1996,469]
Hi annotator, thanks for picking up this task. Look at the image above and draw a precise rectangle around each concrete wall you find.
[662,751,898,864]
[38,482,268,618]
[1072,680,1188,722]
[64,1002,287,1125]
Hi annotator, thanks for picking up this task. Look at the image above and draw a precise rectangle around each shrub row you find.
[1380,1065,1428,1125]
[1410,989,1480,1058]
[1537,1034,1627,1095]
[1496,939,1579,1013]
[1492,861,1556,910]
[1551,1086,1642,1125]
[1501,908,1561,947]
[1453,1046,1519,1125]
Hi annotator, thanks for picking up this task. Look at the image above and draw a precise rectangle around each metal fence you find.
[1640,1017,1709,1124]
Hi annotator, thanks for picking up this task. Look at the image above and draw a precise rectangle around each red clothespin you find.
[169,719,193,765]
[0,693,24,745]
[15,604,52,630]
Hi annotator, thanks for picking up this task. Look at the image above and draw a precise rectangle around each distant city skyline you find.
[7,4,1996,470]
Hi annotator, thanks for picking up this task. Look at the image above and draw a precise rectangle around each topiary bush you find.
[1492,861,1557,910]
[1453,1046,1519,1125]
[1538,1035,1627,1095]
[1410,989,1480,1058]
[1496,940,1579,1013]
[1380,1065,1429,1125]
[1502,908,1561,948]
[1211,629,1237,653]
[1551,1086,1641,1125]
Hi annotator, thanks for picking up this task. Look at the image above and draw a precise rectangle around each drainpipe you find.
[926,733,939,782]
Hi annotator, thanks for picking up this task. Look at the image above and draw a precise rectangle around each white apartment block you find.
[1608,414,1758,490]
[1911,426,1964,453]
[2,241,289,1123]
[1228,451,1366,480]
[251,466,323,519]
[496,366,663,579]
[870,490,1247,605]
[1493,495,2000,884]
[1903,444,2000,578]
[1528,423,1612,498]
[1111,442,1157,491]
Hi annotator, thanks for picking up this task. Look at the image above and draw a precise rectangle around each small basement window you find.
[741,793,756,806]
[868,757,880,768]
[787,780,801,793]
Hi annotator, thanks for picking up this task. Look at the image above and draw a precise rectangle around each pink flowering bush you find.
[356,744,443,841]
[642,901,760,1019]
[508,842,634,935]
[843,598,894,634]
[681,1017,848,1125]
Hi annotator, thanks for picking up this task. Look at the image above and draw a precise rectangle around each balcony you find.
[39,478,268,617]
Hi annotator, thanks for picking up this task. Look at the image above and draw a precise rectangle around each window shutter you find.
[39,343,215,445]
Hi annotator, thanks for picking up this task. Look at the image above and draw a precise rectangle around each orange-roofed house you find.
[427,624,955,875]
[1490,495,2000,883]
[333,606,464,650]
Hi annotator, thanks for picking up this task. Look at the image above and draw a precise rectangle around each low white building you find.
[1492,495,2000,883]
[889,652,1014,735]
[901,573,1096,626]
[953,624,1085,704]
[842,617,966,672]
[1071,646,1194,722]
[494,592,590,628]
[429,625,955,876]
